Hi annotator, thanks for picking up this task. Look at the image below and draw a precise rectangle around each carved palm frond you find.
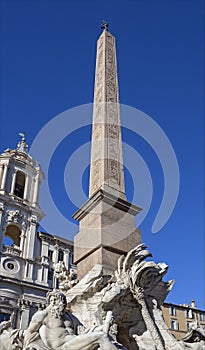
[122,243,148,273]
[116,243,155,291]
[117,254,125,275]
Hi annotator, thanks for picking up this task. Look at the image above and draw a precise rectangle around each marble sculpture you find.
[1,243,204,350]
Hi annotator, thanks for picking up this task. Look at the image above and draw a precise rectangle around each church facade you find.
[0,136,74,329]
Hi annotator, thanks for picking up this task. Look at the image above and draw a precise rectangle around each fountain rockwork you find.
[1,244,204,349]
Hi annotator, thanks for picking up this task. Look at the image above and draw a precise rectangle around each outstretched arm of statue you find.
[26,304,51,335]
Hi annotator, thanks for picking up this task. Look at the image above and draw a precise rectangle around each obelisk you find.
[73,22,142,278]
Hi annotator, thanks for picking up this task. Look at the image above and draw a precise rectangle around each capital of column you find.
[29,215,38,225]
[18,298,32,310]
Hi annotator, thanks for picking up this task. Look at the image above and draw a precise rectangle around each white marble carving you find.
[1,244,205,350]
[89,28,125,198]
[53,261,77,291]
[66,244,205,350]
[6,210,25,225]
[24,290,121,350]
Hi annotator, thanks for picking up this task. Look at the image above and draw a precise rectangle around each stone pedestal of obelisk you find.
[73,26,142,279]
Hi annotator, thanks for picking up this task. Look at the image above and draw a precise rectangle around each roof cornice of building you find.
[38,231,73,246]
[163,302,205,313]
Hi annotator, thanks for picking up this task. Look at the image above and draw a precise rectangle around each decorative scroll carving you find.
[29,214,38,224]
[6,210,25,226]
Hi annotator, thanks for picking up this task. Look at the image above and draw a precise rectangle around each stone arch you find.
[4,224,21,246]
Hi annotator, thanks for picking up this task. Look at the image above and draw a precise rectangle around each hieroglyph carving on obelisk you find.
[73,25,141,278]
[89,27,125,198]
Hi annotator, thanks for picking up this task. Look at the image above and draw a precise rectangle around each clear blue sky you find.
[0,0,204,309]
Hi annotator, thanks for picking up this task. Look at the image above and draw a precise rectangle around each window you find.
[0,313,10,323]
[58,249,64,262]
[48,269,54,281]
[170,319,179,330]
[48,250,53,261]
[169,306,176,316]
[7,263,15,270]
[14,171,25,199]
[185,309,193,319]
[199,313,204,322]
[187,322,192,331]
[189,310,193,319]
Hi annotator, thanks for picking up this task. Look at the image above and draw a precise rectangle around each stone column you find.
[20,226,26,258]
[24,260,34,281]
[41,239,49,258]
[53,244,59,263]
[23,174,29,201]
[0,203,4,252]
[24,215,37,281]
[37,259,49,285]
[63,248,70,269]
[19,300,31,330]
[36,238,49,285]
[10,170,17,194]
[11,310,17,329]
[0,164,4,188]
[32,173,39,205]
[26,216,37,260]
[1,164,8,190]
[42,263,49,284]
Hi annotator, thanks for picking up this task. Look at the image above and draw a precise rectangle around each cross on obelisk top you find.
[101,20,109,31]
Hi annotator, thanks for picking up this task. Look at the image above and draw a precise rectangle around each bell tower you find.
[0,134,75,329]
[0,133,45,278]
[0,134,47,328]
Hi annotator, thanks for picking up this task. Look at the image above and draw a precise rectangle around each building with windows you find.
[0,136,74,329]
[162,301,205,340]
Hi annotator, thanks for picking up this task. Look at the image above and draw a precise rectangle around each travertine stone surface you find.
[73,28,142,278]
[73,189,141,279]
[89,28,125,198]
